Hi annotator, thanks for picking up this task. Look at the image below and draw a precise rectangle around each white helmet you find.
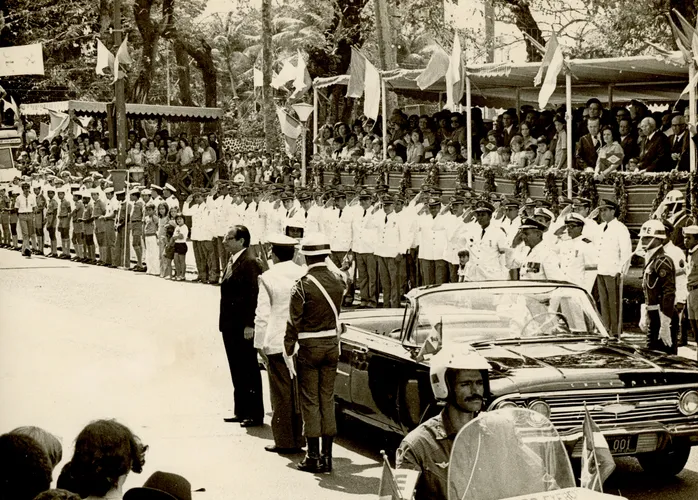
[429,347,491,401]
[639,219,666,239]
[664,190,684,204]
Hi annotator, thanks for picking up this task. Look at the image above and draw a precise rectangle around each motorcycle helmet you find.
[430,347,491,402]
[638,219,666,251]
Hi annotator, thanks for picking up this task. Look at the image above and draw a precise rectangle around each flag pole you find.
[382,78,388,161]
[123,171,130,269]
[312,86,318,155]
[113,0,127,170]
[465,74,473,188]
[690,62,696,175]
[565,61,573,199]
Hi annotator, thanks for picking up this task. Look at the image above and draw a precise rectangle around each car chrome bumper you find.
[560,422,698,457]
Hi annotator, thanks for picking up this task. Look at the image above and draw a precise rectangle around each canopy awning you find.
[20,100,224,120]
[314,53,690,107]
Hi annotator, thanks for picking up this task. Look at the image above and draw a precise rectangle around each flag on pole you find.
[96,39,115,76]
[378,451,420,500]
[534,32,560,87]
[3,96,19,117]
[671,9,698,65]
[346,47,368,98]
[538,37,564,109]
[668,14,693,64]
[414,319,442,362]
[680,69,698,96]
[580,404,616,492]
[271,57,297,89]
[46,109,70,142]
[363,56,381,120]
[276,106,302,140]
[290,50,312,99]
[445,34,464,111]
[416,45,450,90]
[0,43,44,77]
[112,35,133,83]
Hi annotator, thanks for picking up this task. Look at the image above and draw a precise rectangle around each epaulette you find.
[654,255,674,269]
[581,237,591,243]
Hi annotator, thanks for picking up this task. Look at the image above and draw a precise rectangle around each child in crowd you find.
[457,249,471,282]
[387,145,404,163]
[509,136,525,167]
[523,145,537,167]
[498,147,512,166]
[535,138,553,167]
[172,213,189,281]
[144,204,159,276]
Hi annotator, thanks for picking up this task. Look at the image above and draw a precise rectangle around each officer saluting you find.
[284,233,344,474]
[638,220,675,353]
[506,217,565,281]
[558,213,597,292]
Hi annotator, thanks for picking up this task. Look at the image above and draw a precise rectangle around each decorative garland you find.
[353,163,367,187]
[311,163,324,189]
[457,164,469,186]
[514,174,529,200]
[544,172,559,212]
[689,171,698,221]
[330,163,341,186]
[483,168,496,194]
[577,172,598,208]
[651,175,674,214]
[399,164,412,197]
[424,163,440,189]
[613,174,628,223]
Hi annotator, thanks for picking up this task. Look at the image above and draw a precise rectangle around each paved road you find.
[0,249,697,499]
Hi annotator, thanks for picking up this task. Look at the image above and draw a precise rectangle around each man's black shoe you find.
[223,416,244,423]
[264,445,303,454]
[240,418,263,427]
[296,456,323,473]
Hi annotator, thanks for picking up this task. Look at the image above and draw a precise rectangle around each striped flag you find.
[538,34,564,109]
[580,404,616,492]
[444,33,463,110]
[378,452,420,500]
[345,47,381,120]
[534,32,559,87]
[416,45,450,90]
[414,319,442,362]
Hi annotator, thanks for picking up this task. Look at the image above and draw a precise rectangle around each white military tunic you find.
[558,235,597,291]
[467,223,509,280]
[507,241,566,281]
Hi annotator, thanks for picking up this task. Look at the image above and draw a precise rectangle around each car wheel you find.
[637,440,691,478]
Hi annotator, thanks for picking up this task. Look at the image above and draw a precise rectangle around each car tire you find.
[637,440,691,478]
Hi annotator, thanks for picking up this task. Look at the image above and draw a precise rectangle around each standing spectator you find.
[156,202,171,277]
[284,233,344,473]
[552,114,567,168]
[178,139,194,166]
[144,140,161,166]
[58,187,72,259]
[0,186,11,247]
[9,426,62,472]
[45,186,59,257]
[618,118,638,169]
[595,126,624,180]
[499,111,518,147]
[200,137,217,165]
[0,433,52,500]
[57,420,147,499]
[144,203,159,276]
[596,199,632,336]
[576,117,602,170]
[32,183,46,255]
[637,117,670,172]
[669,114,690,171]
[219,225,265,426]
[16,181,37,257]
[254,234,306,454]
[172,212,189,281]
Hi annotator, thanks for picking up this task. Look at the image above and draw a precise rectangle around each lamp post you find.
[292,102,314,187]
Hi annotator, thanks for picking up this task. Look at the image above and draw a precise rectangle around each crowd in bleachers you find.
[313,99,697,176]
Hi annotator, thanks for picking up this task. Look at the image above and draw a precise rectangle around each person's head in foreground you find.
[0,432,52,500]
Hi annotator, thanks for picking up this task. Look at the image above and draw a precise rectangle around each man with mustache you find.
[396,348,491,500]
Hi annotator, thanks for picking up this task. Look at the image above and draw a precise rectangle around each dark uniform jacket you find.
[219,247,263,334]
[82,201,94,234]
[643,247,676,318]
[668,210,695,250]
[58,198,71,229]
[72,200,84,233]
[46,197,59,228]
[285,263,343,355]
[93,199,106,233]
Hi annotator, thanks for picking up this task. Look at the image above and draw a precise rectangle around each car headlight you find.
[679,390,698,416]
[528,400,551,419]
[495,401,520,410]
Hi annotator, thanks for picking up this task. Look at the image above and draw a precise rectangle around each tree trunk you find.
[261,0,276,152]
[98,0,112,40]
[373,0,397,70]
[498,0,545,62]
[173,39,194,107]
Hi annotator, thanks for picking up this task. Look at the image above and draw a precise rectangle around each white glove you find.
[283,343,299,379]
[659,312,672,348]
[639,304,648,333]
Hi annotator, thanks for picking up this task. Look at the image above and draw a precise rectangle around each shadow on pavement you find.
[313,458,381,495]
[244,424,274,441]
[335,416,404,463]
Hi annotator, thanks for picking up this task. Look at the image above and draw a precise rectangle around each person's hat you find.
[358,189,372,200]
[534,207,555,220]
[558,196,573,206]
[535,198,552,209]
[115,189,126,196]
[374,183,389,193]
[598,198,618,211]
[519,217,547,231]
[93,172,104,180]
[70,183,80,191]
[524,197,535,206]
[81,190,91,198]
[151,184,163,192]
[297,191,312,202]
[565,213,586,226]
[381,194,394,205]
[90,188,101,195]
[333,190,346,200]
[449,195,465,205]
[504,198,520,209]
[394,194,406,204]
[489,192,502,202]
[280,190,294,201]
[46,186,56,193]
[83,176,93,183]
[123,471,192,500]
[473,200,495,213]
[130,187,141,195]
[164,183,176,192]
[60,170,71,177]
[104,187,114,194]
[31,182,41,189]
[639,219,666,239]
[268,233,299,247]
[683,225,698,236]
[141,188,152,196]
[572,197,592,206]
[300,232,331,256]
[45,168,55,176]
[428,197,442,207]
[429,186,443,195]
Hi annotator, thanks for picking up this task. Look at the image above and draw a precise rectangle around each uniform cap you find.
[332,191,346,200]
[489,192,502,202]
[150,184,163,191]
[268,233,299,247]
[474,200,495,213]
[280,191,294,201]
[374,183,389,193]
[93,172,104,180]
[536,198,552,209]
[46,186,56,193]
[381,194,394,205]
[81,190,91,198]
[564,213,586,226]
[164,183,176,192]
[90,188,100,195]
[104,187,115,194]
[358,189,373,199]
[141,189,152,196]
[115,190,125,196]
[297,191,312,202]
[572,197,592,206]
[504,198,520,209]
[558,196,573,205]
[524,197,535,206]
[665,189,684,204]
[598,198,618,211]
[683,225,698,235]
[300,232,331,256]
[449,195,465,205]
[533,207,554,220]
[428,197,442,207]
[519,217,547,231]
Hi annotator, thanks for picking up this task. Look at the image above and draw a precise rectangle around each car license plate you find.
[607,435,638,455]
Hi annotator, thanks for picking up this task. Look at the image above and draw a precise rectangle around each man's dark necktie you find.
[338,209,343,218]
[603,223,608,232]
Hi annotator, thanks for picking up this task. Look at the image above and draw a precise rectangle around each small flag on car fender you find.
[415,318,442,363]
[580,403,616,492]
[378,451,419,500]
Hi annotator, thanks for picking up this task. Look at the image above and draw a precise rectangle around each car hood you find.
[479,339,698,394]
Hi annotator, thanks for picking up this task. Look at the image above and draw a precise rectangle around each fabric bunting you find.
[444,34,463,111]
[345,47,380,120]
[253,68,263,88]
[580,404,616,492]
[271,57,296,89]
[538,33,564,109]
[276,106,302,140]
[290,49,312,99]
[534,32,559,87]
[378,452,419,500]
[112,35,133,83]
[96,39,115,76]
[416,45,450,90]
[0,43,44,77]
[346,47,367,98]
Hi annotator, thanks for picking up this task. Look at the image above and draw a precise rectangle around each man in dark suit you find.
[618,118,638,169]
[638,117,670,172]
[669,114,690,171]
[575,118,601,170]
[499,111,518,147]
[219,225,264,426]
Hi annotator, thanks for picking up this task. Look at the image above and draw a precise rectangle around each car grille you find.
[504,389,696,432]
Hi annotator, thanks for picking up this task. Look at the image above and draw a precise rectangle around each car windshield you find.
[410,286,607,347]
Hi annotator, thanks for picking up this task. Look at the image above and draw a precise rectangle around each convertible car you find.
[335,281,698,477]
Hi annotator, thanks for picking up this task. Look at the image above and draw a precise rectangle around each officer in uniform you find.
[506,218,565,280]
[115,189,131,268]
[418,197,446,286]
[57,187,72,259]
[374,194,404,308]
[468,200,508,281]
[500,198,521,244]
[654,189,694,250]
[558,213,597,292]
[396,347,490,500]
[661,220,687,352]
[443,195,470,283]
[130,188,145,271]
[81,190,96,264]
[102,187,117,267]
[32,183,46,255]
[352,189,379,307]
[284,233,344,473]
[45,186,59,257]
[682,225,698,355]
[71,187,85,262]
[638,219,675,354]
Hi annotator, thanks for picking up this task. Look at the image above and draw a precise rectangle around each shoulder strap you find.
[306,273,339,324]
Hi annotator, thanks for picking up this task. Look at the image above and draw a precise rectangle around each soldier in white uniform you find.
[468,200,508,281]
[443,195,471,283]
[506,217,565,281]
[499,198,521,245]
[163,183,180,212]
[558,213,597,292]
[351,189,380,308]
[327,190,354,269]
[374,195,404,308]
[417,198,447,286]
[399,191,421,290]
[572,197,601,243]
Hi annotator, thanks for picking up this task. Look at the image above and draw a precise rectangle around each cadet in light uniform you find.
[115,190,131,268]
[399,192,421,290]
[327,190,353,268]
[184,190,209,283]
[418,197,447,286]
[130,189,145,271]
[92,189,107,265]
[443,196,470,283]
[71,188,85,261]
[572,197,601,243]
[81,190,96,264]
[374,195,404,308]
[533,207,559,247]
[45,186,59,257]
[103,187,117,267]
[499,198,522,245]
[558,213,597,292]
[32,183,46,255]
[57,187,72,259]
[506,217,565,280]
[163,183,179,212]
[638,219,675,354]
[468,200,508,281]
[682,225,698,356]
[351,189,379,308]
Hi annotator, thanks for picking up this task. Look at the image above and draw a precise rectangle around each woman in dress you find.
[595,126,624,180]
[552,114,567,169]
[406,129,425,164]
[179,138,194,166]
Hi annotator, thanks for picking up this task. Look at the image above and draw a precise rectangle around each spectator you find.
[509,136,525,167]
[57,419,147,499]
[172,212,189,281]
[669,114,690,171]
[500,111,518,147]
[123,471,193,500]
[406,130,425,164]
[10,426,62,471]
[144,140,161,166]
[33,490,82,500]
[0,433,52,500]
[200,137,217,165]
[595,126,624,180]
[618,118,638,168]
[519,122,537,150]
[638,117,670,172]
[178,139,194,166]
[576,117,602,170]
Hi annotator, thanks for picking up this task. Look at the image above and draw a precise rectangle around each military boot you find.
[297,437,322,473]
[320,436,333,473]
